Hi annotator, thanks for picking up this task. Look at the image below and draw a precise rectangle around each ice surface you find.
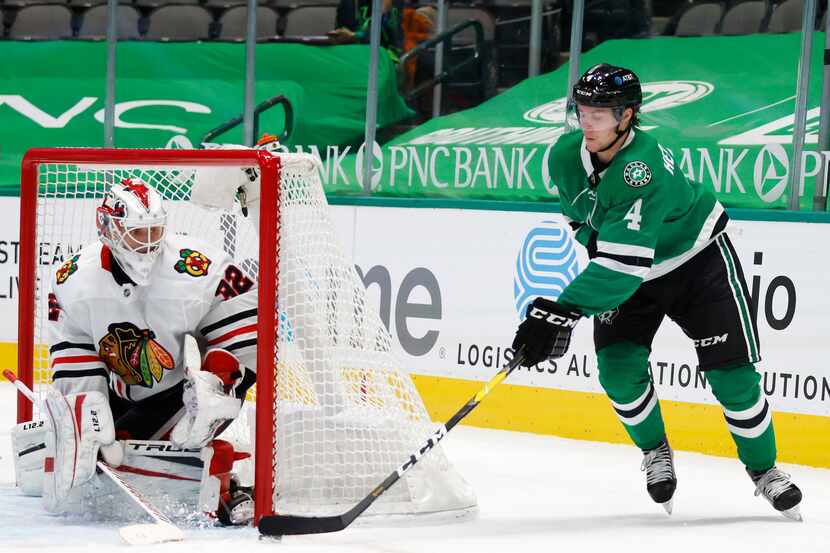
[1,383,828,553]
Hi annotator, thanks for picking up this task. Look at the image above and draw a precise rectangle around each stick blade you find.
[119,522,184,545]
[258,514,349,536]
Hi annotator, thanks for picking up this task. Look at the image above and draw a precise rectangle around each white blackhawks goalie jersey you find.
[47,234,258,403]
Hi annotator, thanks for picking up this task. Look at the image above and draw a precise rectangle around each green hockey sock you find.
[706,363,776,471]
[597,341,665,451]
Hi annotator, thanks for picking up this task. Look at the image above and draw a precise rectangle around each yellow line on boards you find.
[411,374,830,469]
[2,342,826,468]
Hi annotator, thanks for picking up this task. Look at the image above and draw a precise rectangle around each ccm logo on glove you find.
[512,297,582,367]
[528,307,580,328]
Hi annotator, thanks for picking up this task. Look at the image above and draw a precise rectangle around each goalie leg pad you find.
[42,389,115,513]
[11,419,48,496]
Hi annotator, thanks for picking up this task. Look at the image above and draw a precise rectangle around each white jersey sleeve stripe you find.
[592,257,651,278]
[596,240,655,260]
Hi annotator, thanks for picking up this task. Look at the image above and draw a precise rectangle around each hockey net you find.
[17,148,475,524]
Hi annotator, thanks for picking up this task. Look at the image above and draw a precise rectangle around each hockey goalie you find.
[10,144,274,526]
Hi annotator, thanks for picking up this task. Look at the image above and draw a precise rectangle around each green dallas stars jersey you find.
[549,129,728,316]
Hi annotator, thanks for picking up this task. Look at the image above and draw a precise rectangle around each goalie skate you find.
[217,477,254,526]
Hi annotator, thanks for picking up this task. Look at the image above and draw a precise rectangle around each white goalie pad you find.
[11,419,48,496]
[42,389,115,513]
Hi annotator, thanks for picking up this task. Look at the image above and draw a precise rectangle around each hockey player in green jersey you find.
[511,64,803,520]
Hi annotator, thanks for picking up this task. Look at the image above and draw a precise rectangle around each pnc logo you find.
[753,144,790,204]
[355,141,384,190]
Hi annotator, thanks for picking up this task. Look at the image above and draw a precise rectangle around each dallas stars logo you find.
[597,308,619,325]
[623,161,652,188]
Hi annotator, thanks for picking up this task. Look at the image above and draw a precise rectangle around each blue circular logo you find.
[513,221,580,319]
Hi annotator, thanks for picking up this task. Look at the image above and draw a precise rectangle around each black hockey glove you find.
[512,297,582,367]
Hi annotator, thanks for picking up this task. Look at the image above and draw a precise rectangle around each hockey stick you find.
[3,369,184,545]
[258,347,527,536]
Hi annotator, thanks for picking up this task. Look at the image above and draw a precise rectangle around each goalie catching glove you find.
[171,347,245,449]
[190,133,280,228]
[512,297,583,367]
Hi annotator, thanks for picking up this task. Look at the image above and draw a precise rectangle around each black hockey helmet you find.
[572,64,642,110]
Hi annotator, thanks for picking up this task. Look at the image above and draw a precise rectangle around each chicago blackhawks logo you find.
[623,161,652,187]
[55,255,80,285]
[98,322,175,387]
[175,248,211,277]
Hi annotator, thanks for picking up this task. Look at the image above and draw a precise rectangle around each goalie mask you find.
[96,178,167,285]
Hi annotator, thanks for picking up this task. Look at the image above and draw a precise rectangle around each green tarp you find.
[322,33,827,210]
[1,34,828,210]
[0,40,412,189]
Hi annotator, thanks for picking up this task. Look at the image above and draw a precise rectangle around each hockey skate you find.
[641,440,677,514]
[217,475,254,526]
[197,440,255,526]
[747,466,803,521]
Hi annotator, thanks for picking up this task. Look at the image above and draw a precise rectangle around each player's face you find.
[121,225,165,254]
[577,105,621,151]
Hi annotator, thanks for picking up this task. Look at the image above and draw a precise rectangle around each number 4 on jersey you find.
[624,199,643,231]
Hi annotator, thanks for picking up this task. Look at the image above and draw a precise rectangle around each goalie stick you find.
[4,369,184,546]
[257,347,527,536]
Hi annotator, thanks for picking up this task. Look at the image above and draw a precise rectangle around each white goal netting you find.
[23,150,476,519]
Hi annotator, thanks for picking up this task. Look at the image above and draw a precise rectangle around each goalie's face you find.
[97,178,167,284]
[117,222,166,254]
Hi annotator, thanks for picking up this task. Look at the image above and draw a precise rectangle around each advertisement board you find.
[1,198,827,465]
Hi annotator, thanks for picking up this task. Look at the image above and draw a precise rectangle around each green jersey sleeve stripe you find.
[596,240,655,259]
[592,257,650,278]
